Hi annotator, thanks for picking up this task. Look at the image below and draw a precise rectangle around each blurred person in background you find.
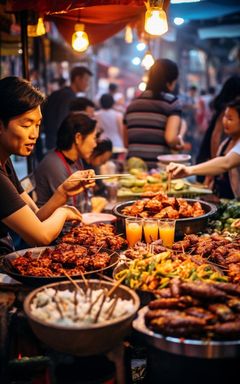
[196,76,240,172]
[108,82,126,113]
[124,58,184,169]
[42,66,93,151]
[35,113,97,207]
[83,138,114,197]
[180,85,199,162]
[95,93,126,157]
[70,97,96,118]
[0,76,94,254]
[167,98,240,199]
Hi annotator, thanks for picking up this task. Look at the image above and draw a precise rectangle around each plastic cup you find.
[105,181,119,203]
[143,218,159,243]
[125,217,143,247]
[158,219,176,248]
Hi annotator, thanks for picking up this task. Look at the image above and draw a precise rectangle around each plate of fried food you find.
[1,243,119,286]
[133,280,240,358]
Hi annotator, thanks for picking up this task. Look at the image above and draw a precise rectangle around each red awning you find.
[6,0,170,45]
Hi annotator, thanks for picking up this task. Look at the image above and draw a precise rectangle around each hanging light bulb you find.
[36,17,46,36]
[141,50,155,70]
[27,16,46,37]
[125,25,133,44]
[144,0,168,36]
[72,23,89,52]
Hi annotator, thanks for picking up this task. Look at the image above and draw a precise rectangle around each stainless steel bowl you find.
[133,307,240,359]
[112,198,217,239]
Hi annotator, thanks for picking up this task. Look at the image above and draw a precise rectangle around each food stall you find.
[1,165,240,383]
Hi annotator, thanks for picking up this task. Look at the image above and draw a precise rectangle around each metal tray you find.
[0,247,119,287]
[133,307,240,359]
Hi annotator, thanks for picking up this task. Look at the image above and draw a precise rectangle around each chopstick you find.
[166,171,172,193]
[67,173,131,182]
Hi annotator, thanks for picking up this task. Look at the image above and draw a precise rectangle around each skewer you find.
[62,270,81,291]
[166,171,172,193]
[79,270,89,290]
[86,291,105,315]
[93,290,107,323]
[106,273,127,298]
[106,296,119,319]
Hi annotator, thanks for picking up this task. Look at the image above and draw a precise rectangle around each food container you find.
[133,307,240,359]
[157,154,191,171]
[24,279,140,356]
[112,199,217,239]
[0,247,119,287]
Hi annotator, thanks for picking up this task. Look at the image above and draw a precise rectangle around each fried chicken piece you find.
[144,199,162,212]
[192,201,205,217]
[155,206,179,219]
[225,251,240,264]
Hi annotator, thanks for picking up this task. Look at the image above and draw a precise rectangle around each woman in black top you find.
[0,76,94,254]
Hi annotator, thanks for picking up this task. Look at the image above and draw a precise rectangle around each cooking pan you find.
[0,246,119,287]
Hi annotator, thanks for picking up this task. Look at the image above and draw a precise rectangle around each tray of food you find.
[0,244,119,286]
[117,172,212,199]
[113,194,217,238]
[133,279,240,358]
[59,223,127,250]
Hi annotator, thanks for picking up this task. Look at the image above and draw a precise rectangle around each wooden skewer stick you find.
[93,290,107,323]
[62,270,81,291]
[106,296,119,319]
[166,171,172,193]
[80,270,89,290]
[106,273,127,298]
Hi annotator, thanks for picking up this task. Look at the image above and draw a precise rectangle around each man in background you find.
[42,66,93,151]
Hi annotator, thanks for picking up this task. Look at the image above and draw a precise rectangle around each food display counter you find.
[1,188,240,383]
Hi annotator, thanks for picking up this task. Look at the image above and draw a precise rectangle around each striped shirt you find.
[124,90,182,168]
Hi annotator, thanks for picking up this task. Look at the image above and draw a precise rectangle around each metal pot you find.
[112,198,217,239]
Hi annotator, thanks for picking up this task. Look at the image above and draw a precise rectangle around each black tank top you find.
[213,139,234,199]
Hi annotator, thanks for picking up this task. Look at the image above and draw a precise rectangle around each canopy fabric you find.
[47,5,146,46]
[6,0,169,45]
[6,0,240,45]
[6,1,147,14]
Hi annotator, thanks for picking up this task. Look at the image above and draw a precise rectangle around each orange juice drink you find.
[158,219,176,248]
[125,218,143,247]
[143,219,159,243]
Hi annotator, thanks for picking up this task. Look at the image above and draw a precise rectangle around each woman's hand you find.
[166,162,191,179]
[57,169,96,199]
[60,205,82,222]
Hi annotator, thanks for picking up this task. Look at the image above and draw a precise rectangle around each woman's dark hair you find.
[100,94,114,109]
[146,58,179,96]
[91,138,113,158]
[226,97,240,117]
[212,76,240,112]
[70,97,95,112]
[56,113,96,150]
[0,76,45,126]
